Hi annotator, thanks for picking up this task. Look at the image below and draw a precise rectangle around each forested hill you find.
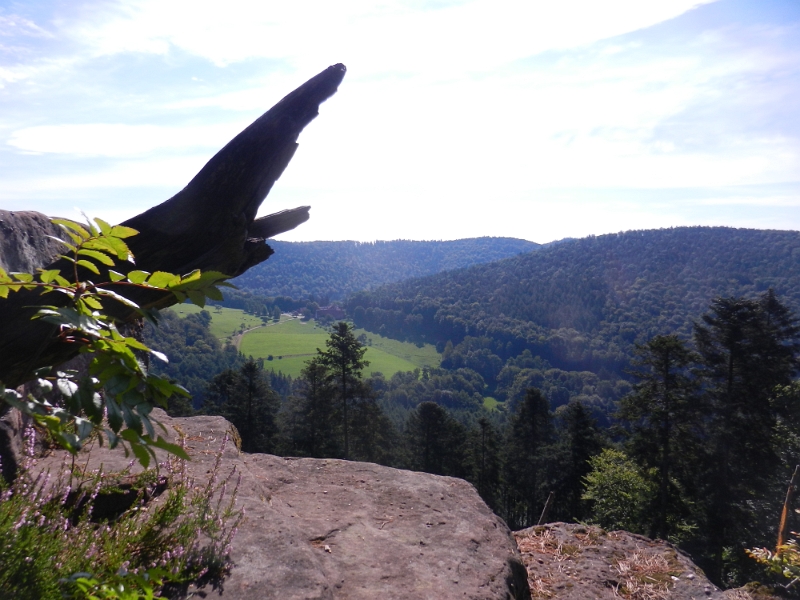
[345,227,800,375]
[231,237,539,301]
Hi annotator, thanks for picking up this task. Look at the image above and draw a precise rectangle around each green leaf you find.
[94,217,113,235]
[95,288,140,308]
[204,285,224,301]
[180,269,202,283]
[106,398,124,432]
[124,337,150,352]
[147,271,180,288]
[150,436,191,461]
[38,269,61,283]
[12,272,34,283]
[108,270,126,282]
[78,248,116,266]
[109,225,139,238]
[52,218,90,239]
[130,441,151,469]
[75,416,94,441]
[78,296,101,311]
[76,259,100,274]
[127,270,150,284]
[187,290,206,307]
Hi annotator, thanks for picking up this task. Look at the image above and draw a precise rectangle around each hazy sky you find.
[1,0,798,243]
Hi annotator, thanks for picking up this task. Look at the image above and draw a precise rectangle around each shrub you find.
[0,425,243,599]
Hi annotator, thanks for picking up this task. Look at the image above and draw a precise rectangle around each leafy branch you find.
[0,216,233,467]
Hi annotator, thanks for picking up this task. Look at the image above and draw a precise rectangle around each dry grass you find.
[516,527,581,562]
[611,547,679,600]
[723,590,753,600]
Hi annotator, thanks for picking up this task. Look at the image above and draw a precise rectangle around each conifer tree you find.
[468,416,502,512]
[552,400,605,523]
[503,387,555,529]
[694,292,800,584]
[617,335,702,539]
[405,401,467,477]
[316,322,369,459]
[282,357,340,457]
[204,358,280,453]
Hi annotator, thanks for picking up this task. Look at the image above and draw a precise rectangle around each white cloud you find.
[61,0,716,75]
[2,0,799,244]
[6,122,249,157]
[0,14,53,39]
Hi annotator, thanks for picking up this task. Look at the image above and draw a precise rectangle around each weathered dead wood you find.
[777,465,800,553]
[0,63,346,388]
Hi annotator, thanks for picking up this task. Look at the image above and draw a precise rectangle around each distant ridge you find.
[232,237,539,300]
[344,226,800,376]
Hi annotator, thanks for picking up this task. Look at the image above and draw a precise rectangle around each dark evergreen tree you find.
[317,322,369,459]
[617,335,702,540]
[405,401,467,477]
[502,387,555,529]
[281,358,340,458]
[349,383,399,466]
[204,358,280,453]
[694,292,800,585]
[467,416,502,512]
[551,400,605,523]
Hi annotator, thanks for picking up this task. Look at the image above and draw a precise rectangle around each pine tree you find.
[316,322,369,459]
[204,358,280,453]
[405,401,467,477]
[551,400,605,523]
[502,387,555,529]
[468,416,502,512]
[694,292,800,584]
[282,357,340,458]
[617,335,702,540]
[349,384,398,465]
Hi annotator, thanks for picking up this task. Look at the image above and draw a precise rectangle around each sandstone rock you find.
[34,410,530,599]
[0,404,26,482]
[0,209,65,273]
[514,522,760,599]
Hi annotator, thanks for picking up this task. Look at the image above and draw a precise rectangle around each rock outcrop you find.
[34,409,531,600]
[0,210,65,273]
[514,523,769,599]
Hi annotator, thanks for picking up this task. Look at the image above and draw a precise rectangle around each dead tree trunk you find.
[0,63,346,388]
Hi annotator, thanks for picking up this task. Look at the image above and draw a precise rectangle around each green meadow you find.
[171,303,267,342]
[168,303,441,379]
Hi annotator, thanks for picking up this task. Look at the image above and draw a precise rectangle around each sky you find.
[0,0,798,243]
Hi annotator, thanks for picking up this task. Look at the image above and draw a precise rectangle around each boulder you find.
[514,522,765,599]
[34,409,531,600]
[0,209,65,273]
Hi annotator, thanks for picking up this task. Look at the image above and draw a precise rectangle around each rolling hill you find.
[231,237,539,301]
[345,227,800,377]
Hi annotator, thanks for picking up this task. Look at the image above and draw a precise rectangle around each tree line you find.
[189,290,800,590]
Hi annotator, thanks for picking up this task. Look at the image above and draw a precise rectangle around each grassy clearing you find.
[167,305,442,379]
[352,328,440,370]
[240,320,440,379]
[170,303,269,341]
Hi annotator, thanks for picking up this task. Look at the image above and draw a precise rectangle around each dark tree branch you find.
[0,64,346,388]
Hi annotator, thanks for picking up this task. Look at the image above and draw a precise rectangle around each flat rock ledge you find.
[34,409,530,600]
[514,523,770,600]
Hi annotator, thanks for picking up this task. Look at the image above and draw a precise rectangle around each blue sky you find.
[1,0,798,243]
